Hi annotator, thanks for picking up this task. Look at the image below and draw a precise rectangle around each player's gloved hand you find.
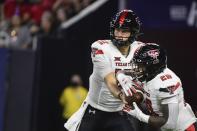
[131,79,144,90]
[123,102,150,123]
[116,72,137,96]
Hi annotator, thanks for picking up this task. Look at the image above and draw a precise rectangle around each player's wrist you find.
[138,111,150,123]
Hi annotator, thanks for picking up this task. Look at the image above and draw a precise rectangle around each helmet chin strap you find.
[112,35,131,47]
[112,39,130,47]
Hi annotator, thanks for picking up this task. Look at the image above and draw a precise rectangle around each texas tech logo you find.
[147,49,159,59]
[114,57,121,61]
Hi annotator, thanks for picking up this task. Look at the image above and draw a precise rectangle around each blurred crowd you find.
[0,0,96,50]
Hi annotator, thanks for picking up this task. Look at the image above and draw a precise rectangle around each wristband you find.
[138,112,150,123]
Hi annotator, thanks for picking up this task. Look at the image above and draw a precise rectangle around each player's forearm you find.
[106,82,129,104]
[135,112,167,127]
[148,104,169,128]
[104,72,122,99]
[123,103,168,127]
[148,116,167,128]
[105,78,121,98]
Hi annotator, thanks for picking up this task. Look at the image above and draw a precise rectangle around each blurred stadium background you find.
[0,0,197,131]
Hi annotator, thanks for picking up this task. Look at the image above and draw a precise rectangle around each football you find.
[125,91,144,106]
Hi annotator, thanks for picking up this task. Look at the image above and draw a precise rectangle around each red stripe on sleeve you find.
[186,124,195,131]
[95,50,104,55]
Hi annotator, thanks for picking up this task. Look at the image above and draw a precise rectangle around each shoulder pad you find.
[91,40,110,48]
[135,41,146,46]
[91,40,111,56]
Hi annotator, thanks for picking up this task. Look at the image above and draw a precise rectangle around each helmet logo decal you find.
[119,11,128,25]
[147,50,159,59]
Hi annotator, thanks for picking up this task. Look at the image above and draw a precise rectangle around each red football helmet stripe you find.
[119,11,128,25]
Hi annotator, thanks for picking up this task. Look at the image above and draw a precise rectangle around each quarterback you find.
[117,44,197,131]
[65,10,144,131]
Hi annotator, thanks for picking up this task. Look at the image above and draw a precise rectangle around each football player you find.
[65,10,144,131]
[117,44,197,131]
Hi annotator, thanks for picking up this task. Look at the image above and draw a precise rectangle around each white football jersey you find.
[143,68,196,131]
[87,40,144,112]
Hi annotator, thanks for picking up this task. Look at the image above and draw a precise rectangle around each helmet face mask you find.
[110,10,141,47]
[113,28,131,46]
[131,62,147,81]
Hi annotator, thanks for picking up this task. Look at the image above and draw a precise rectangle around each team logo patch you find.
[88,109,96,114]
[114,57,121,61]
[167,86,177,94]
